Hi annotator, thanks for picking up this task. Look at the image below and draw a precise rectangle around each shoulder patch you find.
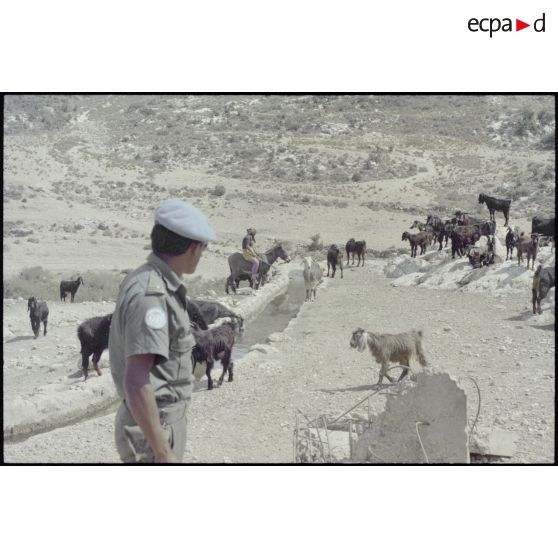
[145,307,167,330]
[145,271,165,295]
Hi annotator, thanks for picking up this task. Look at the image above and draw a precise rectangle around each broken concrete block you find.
[470,429,518,457]
[351,371,469,463]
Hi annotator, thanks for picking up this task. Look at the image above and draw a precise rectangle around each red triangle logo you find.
[516,19,530,31]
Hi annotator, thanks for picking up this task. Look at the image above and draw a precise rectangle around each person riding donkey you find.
[242,227,260,288]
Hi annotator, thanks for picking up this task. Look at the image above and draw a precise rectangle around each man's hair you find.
[151,224,198,255]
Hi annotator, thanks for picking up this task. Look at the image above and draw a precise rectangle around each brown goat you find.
[517,233,539,270]
[401,231,428,257]
[350,328,429,384]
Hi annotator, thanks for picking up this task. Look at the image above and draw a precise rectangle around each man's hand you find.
[125,353,179,463]
[154,447,179,464]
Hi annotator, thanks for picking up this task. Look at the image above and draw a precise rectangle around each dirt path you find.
[4,263,554,463]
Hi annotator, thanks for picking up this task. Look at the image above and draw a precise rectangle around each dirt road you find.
[4,263,554,463]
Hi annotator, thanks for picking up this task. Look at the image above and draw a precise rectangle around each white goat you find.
[302,256,323,302]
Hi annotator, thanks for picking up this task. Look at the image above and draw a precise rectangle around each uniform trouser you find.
[115,399,188,463]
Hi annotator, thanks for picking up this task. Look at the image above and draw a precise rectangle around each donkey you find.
[225,244,289,294]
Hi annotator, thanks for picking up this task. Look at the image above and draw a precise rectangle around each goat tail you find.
[534,264,543,278]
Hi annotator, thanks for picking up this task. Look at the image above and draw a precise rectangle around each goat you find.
[442,219,457,248]
[77,314,112,380]
[455,212,483,227]
[345,238,366,266]
[302,256,323,301]
[425,215,446,250]
[326,245,343,278]
[505,227,518,260]
[478,220,496,237]
[191,321,239,390]
[27,297,49,339]
[60,276,84,302]
[190,298,244,331]
[450,226,481,259]
[478,193,511,226]
[401,231,428,258]
[410,221,436,246]
[531,215,555,239]
[184,299,209,331]
[517,233,539,270]
[532,265,555,314]
[349,328,428,384]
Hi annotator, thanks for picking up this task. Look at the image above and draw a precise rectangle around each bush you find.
[308,234,323,251]
[3,266,58,300]
[3,267,122,302]
[211,184,226,197]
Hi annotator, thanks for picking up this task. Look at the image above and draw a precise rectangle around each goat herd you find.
[399,193,555,315]
[21,192,555,392]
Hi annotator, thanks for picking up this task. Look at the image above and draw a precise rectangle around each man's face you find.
[182,241,207,274]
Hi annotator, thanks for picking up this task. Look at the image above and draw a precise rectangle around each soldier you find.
[242,227,259,287]
[109,198,216,463]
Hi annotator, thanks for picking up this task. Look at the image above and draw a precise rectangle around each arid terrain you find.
[3,94,555,463]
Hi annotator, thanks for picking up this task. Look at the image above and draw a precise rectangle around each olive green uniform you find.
[109,253,195,463]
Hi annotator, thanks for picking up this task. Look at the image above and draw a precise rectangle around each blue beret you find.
[154,199,217,242]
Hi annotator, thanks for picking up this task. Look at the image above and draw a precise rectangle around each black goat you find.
[77,313,112,380]
[450,226,481,259]
[478,220,496,237]
[327,245,344,278]
[505,227,518,260]
[442,219,457,247]
[192,321,239,390]
[191,298,244,331]
[531,216,555,239]
[425,215,445,250]
[60,276,84,302]
[185,299,209,330]
[27,297,49,338]
[532,265,555,314]
[345,238,367,266]
[478,193,511,226]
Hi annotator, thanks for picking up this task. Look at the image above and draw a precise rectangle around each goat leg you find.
[206,362,214,390]
[218,355,230,386]
[92,351,103,376]
[81,353,90,380]
[227,361,234,383]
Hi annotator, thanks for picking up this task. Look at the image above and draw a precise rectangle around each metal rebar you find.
[465,376,481,447]
[415,421,430,464]
[322,414,332,463]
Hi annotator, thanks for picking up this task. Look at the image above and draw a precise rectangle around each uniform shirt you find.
[109,253,195,406]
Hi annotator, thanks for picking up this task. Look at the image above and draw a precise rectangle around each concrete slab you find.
[470,428,518,457]
[350,370,470,463]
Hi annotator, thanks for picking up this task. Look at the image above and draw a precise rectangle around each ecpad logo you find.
[468,13,546,37]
